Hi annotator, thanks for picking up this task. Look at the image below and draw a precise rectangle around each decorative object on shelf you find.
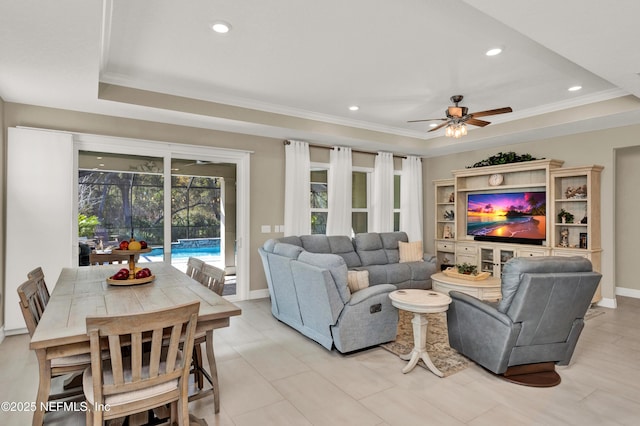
[559,228,569,247]
[581,216,588,224]
[443,225,453,239]
[488,173,504,186]
[557,208,575,224]
[565,184,587,199]
[468,152,541,168]
[448,192,455,202]
[443,210,455,221]
[456,263,478,275]
[580,233,588,249]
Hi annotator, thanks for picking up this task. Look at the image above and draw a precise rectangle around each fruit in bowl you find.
[135,268,152,279]
[119,240,129,250]
[140,240,148,249]
[111,268,130,280]
[128,240,142,251]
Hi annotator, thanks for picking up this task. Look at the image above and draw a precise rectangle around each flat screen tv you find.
[466,191,546,245]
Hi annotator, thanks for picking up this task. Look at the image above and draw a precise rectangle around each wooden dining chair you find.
[187,262,225,392]
[17,277,92,399]
[84,301,200,426]
[26,266,50,308]
[200,263,226,296]
[185,257,205,283]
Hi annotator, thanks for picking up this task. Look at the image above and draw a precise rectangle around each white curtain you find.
[371,151,395,232]
[400,155,424,241]
[284,140,311,236]
[326,147,353,236]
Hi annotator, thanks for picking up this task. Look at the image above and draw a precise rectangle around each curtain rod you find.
[283,140,409,159]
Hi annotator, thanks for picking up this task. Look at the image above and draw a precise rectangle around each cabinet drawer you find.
[518,248,547,257]
[437,241,455,252]
[456,254,477,265]
[456,243,476,254]
[552,249,589,259]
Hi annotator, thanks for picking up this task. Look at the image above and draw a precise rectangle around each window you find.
[310,166,400,234]
[310,169,328,234]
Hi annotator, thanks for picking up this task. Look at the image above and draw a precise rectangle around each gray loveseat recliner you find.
[259,241,398,352]
[446,256,602,386]
[275,232,437,289]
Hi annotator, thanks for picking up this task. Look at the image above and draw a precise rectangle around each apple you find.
[119,240,129,250]
[140,240,148,249]
[135,269,150,279]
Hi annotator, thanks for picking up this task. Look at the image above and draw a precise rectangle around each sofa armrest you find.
[348,284,397,306]
[423,253,437,263]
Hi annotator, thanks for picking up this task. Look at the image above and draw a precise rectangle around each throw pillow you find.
[399,240,424,263]
[347,270,369,293]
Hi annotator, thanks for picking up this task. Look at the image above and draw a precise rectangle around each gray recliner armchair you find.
[446,256,602,386]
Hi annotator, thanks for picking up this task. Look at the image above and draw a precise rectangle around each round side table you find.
[388,289,452,376]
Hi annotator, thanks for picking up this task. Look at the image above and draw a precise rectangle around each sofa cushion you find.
[399,240,424,263]
[277,236,303,247]
[298,251,351,303]
[379,232,408,263]
[328,236,361,268]
[498,256,593,313]
[300,235,331,253]
[354,233,388,266]
[347,270,369,293]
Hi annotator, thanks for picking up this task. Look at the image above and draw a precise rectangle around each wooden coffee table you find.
[388,289,452,376]
[431,272,502,301]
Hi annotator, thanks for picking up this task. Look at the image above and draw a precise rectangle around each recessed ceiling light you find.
[429,123,438,128]
[568,85,582,92]
[211,21,231,34]
[348,105,359,111]
[486,47,502,56]
[96,156,103,160]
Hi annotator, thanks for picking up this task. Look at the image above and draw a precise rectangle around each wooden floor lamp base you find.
[500,362,561,387]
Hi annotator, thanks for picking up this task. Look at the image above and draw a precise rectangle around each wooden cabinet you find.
[550,165,603,302]
[434,179,456,269]
[479,246,515,277]
[433,159,603,303]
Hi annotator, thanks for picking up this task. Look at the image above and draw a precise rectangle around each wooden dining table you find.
[29,262,241,426]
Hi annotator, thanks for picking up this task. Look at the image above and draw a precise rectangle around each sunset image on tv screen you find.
[467,191,546,240]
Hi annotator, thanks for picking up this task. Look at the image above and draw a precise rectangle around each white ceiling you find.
[1,0,640,157]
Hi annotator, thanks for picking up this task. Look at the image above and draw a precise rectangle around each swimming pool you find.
[143,246,221,262]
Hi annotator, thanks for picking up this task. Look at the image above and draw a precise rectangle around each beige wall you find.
[0,96,4,327]
[615,145,640,292]
[1,102,285,307]
[424,123,640,304]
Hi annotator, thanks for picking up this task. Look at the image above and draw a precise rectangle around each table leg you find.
[401,313,444,377]
[205,330,220,413]
[33,349,51,426]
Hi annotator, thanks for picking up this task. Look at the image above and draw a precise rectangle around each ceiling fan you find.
[408,95,513,135]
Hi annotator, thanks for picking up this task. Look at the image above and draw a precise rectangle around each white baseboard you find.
[616,286,640,299]
[249,289,270,300]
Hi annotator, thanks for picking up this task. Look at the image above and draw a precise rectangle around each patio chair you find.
[83,301,199,425]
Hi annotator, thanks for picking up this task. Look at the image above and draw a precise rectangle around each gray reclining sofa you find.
[258,232,437,352]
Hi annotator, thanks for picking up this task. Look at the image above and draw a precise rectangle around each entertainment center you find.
[434,159,603,302]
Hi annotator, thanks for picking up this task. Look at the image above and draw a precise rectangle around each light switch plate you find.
[261,225,271,233]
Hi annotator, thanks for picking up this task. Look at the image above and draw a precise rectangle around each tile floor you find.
[1,296,639,425]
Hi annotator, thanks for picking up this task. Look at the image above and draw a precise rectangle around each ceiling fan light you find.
[461,124,467,136]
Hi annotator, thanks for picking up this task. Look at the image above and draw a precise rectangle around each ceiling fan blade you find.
[470,107,513,118]
[466,118,491,127]
[407,118,447,123]
[428,121,450,132]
